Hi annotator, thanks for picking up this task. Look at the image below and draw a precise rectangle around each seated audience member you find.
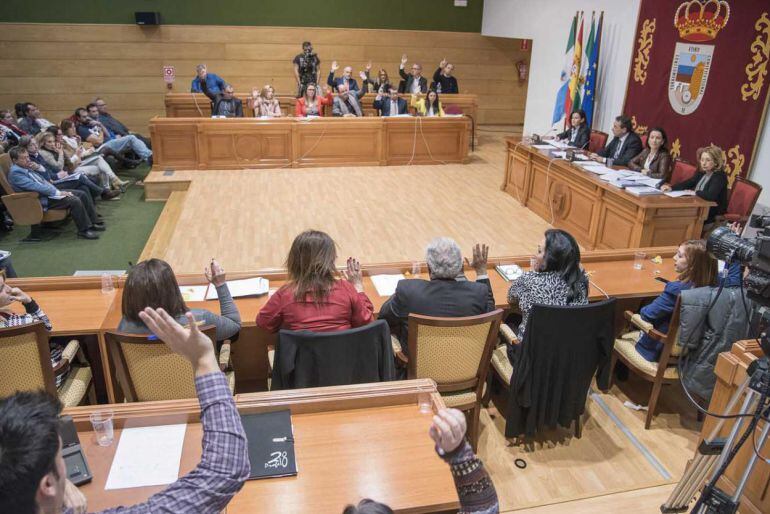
[555,109,590,149]
[373,87,408,117]
[506,229,589,363]
[590,115,643,166]
[432,58,459,94]
[75,108,153,165]
[661,145,729,225]
[35,132,120,201]
[0,269,70,386]
[411,90,445,117]
[20,135,113,202]
[0,254,17,278]
[293,41,321,98]
[93,97,152,149]
[628,127,672,180]
[327,61,359,92]
[0,109,26,148]
[622,239,716,362]
[0,307,250,514]
[18,103,55,136]
[379,240,494,356]
[332,83,366,117]
[342,409,498,514]
[294,83,334,117]
[361,65,393,94]
[200,80,243,118]
[399,54,428,94]
[249,85,282,117]
[8,146,102,239]
[256,230,374,332]
[119,258,241,343]
[190,63,227,94]
[53,123,128,191]
[14,103,26,123]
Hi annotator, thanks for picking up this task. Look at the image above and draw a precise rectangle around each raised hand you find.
[429,409,467,454]
[439,58,448,69]
[331,60,339,72]
[8,286,31,304]
[464,243,489,276]
[401,54,408,66]
[359,71,368,81]
[365,61,372,72]
[342,257,364,292]
[204,258,226,287]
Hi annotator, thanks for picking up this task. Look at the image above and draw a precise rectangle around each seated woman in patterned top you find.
[506,229,589,364]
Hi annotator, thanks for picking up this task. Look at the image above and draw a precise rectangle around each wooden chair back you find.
[588,130,608,153]
[640,133,648,148]
[407,310,503,395]
[106,325,216,402]
[671,159,698,186]
[725,176,762,222]
[0,322,56,397]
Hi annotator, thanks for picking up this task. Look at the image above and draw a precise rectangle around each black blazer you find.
[398,68,428,94]
[672,170,728,222]
[200,78,243,117]
[373,96,408,116]
[379,277,495,355]
[556,124,590,150]
[432,68,459,94]
[597,132,643,166]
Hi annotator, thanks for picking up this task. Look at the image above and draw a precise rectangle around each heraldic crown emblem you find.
[674,0,731,42]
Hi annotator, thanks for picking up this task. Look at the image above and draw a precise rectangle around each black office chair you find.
[270,320,395,390]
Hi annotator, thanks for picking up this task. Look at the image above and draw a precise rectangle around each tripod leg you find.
[729,418,770,503]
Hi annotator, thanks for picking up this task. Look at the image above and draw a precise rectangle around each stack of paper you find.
[370,274,405,296]
[532,144,553,150]
[626,186,664,196]
[548,140,572,149]
[664,190,696,198]
[574,153,590,160]
[551,151,567,159]
[576,162,616,175]
[599,171,635,182]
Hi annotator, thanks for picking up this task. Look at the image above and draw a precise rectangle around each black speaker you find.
[135,12,160,26]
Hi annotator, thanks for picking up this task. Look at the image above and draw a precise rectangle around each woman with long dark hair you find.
[555,109,590,149]
[628,126,672,180]
[506,229,589,362]
[294,83,333,117]
[256,230,374,332]
[411,90,444,117]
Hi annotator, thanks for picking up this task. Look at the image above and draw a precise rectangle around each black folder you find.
[240,409,297,479]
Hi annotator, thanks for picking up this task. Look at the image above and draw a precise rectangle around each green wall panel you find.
[0,0,483,32]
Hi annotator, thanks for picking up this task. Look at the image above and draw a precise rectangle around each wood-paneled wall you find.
[0,23,528,135]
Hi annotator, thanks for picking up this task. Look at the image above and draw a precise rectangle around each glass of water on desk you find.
[633,252,646,270]
[90,410,115,446]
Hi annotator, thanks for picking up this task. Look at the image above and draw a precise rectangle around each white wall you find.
[751,114,770,206]
[482,0,641,135]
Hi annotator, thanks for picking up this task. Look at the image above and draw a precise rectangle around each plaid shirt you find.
[67,372,249,513]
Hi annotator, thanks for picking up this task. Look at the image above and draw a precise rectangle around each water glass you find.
[89,410,115,446]
[417,392,433,414]
[633,252,646,270]
[411,261,421,278]
[101,273,114,294]
[606,157,614,167]
[530,257,538,271]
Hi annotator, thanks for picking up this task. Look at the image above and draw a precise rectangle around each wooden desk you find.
[64,379,459,514]
[150,116,471,170]
[502,141,714,250]
[693,340,769,514]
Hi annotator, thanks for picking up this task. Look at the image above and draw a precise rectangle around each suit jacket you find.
[379,277,495,354]
[332,90,366,116]
[373,97,408,116]
[597,132,643,166]
[672,170,728,222]
[9,164,60,209]
[398,68,429,94]
[326,72,359,92]
[556,124,590,150]
[627,148,672,180]
[432,68,459,94]
[199,78,243,117]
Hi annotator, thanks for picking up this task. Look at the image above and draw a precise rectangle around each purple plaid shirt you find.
[66,372,249,514]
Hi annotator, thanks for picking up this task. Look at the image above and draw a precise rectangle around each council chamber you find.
[1,1,769,513]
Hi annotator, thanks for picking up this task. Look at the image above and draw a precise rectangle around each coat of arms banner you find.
[624,0,770,183]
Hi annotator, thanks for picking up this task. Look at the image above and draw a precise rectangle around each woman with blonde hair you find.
[662,144,728,224]
[249,85,282,117]
[256,230,373,332]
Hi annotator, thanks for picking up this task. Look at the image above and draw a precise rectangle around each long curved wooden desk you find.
[150,116,471,170]
[10,248,677,403]
[64,379,459,514]
[502,140,714,250]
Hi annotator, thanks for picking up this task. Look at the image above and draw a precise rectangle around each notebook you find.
[241,410,298,480]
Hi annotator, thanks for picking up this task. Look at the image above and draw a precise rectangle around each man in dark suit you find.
[398,54,428,94]
[373,87,408,116]
[327,61,359,92]
[592,115,643,166]
[380,239,495,356]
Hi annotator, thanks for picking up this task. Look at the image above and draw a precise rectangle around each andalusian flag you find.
[552,13,578,125]
[565,13,584,121]
[582,12,603,127]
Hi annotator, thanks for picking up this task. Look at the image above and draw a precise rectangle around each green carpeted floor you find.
[1,165,165,277]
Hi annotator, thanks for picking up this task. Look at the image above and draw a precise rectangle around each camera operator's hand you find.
[728,222,743,236]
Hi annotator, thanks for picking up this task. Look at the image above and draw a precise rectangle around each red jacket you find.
[294,93,333,117]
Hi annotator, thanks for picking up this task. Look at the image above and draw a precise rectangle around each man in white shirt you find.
[398,54,428,94]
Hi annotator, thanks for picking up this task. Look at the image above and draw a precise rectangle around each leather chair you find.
[611,299,685,429]
[0,321,94,407]
[106,326,235,401]
[670,158,697,187]
[0,152,69,241]
[394,309,503,451]
[588,130,608,153]
[716,176,762,226]
[640,132,648,148]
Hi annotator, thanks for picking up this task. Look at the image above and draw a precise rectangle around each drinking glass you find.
[89,410,115,446]
[101,273,114,294]
[633,252,646,270]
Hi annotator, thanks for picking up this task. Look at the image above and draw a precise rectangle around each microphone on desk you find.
[529,126,559,145]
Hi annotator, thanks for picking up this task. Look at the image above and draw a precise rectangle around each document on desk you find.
[179,284,209,302]
[371,274,405,296]
[206,277,269,300]
[551,151,567,159]
[531,144,553,150]
[576,162,615,174]
[664,190,697,198]
[105,424,187,490]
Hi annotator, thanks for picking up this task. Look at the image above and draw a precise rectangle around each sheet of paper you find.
[531,144,553,149]
[206,277,269,300]
[105,424,187,490]
[599,171,634,182]
[551,151,567,158]
[548,140,572,149]
[626,186,664,196]
[370,274,405,296]
[574,153,589,160]
[179,284,209,302]
[664,190,696,198]
[52,172,84,184]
